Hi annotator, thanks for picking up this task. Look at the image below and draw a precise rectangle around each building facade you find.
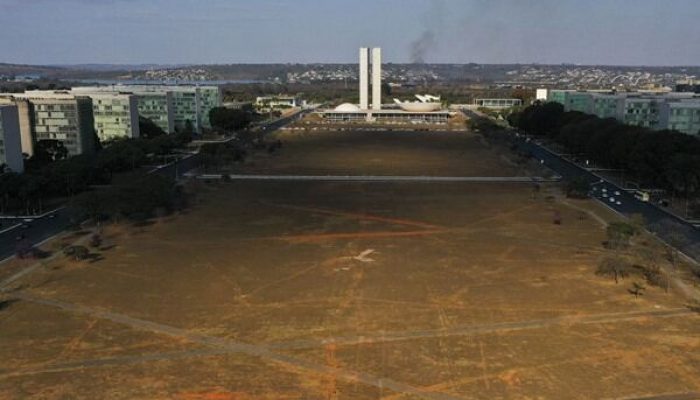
[591,94,624,120]
[474,98,523,109]
[659,100,700,135]
[135,92,175,133]
[73,85,221,134]
[546,89,700,136]
[0,105,24,173]
[87,93,140,141]
[197,86,222,129]
[622,97,661,129]
[171,89,199,132]
[0,97,35,156]
[17,92,96,156]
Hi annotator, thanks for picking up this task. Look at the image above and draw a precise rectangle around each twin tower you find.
[359,47,382,111]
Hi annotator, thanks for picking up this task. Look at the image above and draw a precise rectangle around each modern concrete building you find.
[72,91,140,141]
[0,105,24,173]
[622,97,661,129]
[536,89,548,101]
[171,89,199,132]
[0,96,35,156]
[547,89,700,136]
[659,99,700,136]
[72,85,221,134]
[14,91,96,156]
[371,47,382,111]
[359,47,369,110]
[320,47,454,125]
[547,90,572,106]
[197,86,223,129]
[255,96,301,110]
[590,94,625,120]
[474,98,523,109]
[135,92,175,134]
[323,107,451,124]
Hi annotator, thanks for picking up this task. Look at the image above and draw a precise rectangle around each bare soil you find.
[0,129,699,399]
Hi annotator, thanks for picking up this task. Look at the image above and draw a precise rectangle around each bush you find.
[564,177,590,199]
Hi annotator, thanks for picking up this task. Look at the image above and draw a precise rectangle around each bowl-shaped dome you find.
[334,103,362,112]
[398,102,442,112]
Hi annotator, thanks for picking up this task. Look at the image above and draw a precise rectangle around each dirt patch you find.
[1,130,698,399]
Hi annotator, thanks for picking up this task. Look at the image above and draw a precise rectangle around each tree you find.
[628,282,645,298]
[564,177,590,199]
[596,257,632,284]
[63,245,90,261]
[138,116,167,139]
[29,139,68,167]
[209,107,253,132]
[605,222,638,250]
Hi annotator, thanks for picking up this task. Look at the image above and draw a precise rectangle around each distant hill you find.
[49,64,191,72]
[1,62,699,88]
[0,63,65,77]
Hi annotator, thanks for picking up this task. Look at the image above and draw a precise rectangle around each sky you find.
[1,0,699,66]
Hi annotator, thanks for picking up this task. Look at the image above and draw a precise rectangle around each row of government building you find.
[0,85,222,173]
[540,89,700,136]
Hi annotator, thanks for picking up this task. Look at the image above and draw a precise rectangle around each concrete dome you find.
[334,103,362,112]
[398,102,442,112]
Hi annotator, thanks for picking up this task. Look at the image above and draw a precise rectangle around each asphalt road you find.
[0,209,73,263]
[513,131,700,262]
[0,111,310,264]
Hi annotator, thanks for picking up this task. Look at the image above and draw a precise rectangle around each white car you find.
[609,197,616,203]
[602,188,607,193]
[602,193,608,198]
[614,191,621,196]
[616,201,622,205]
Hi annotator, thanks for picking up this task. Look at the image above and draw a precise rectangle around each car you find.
[616,201,622,205]
[614,191,621,196]
[602,188,607,193]
[609,197,615,203]
[602,193,608,198]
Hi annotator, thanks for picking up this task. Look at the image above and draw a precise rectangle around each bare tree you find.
[596,257,631,284]
[628,282,646,299]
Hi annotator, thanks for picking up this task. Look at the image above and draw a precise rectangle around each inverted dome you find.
[334,103,362,112]
[398,103,442,112]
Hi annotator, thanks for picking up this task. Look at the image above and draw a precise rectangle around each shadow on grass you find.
[0,299,19,312]
[132,220,155,228]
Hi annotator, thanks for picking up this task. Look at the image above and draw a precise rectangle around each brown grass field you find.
[1,130,699,399]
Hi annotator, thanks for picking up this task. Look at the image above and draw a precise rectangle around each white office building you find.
[0,105,25,173]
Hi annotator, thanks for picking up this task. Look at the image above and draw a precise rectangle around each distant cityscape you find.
[2,63,699,89]
[0,59,699,175]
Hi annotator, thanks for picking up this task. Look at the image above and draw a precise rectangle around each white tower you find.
[371,48,382,110]
[359,47,369,110]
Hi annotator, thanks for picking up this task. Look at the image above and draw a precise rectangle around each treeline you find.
[0,128,192,215]
[71,174,184,223]
[509,102,700,197]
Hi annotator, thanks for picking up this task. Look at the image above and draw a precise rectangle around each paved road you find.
[200,174,558,183]
[0,209,73,263]
[0,111,308,264]
[466,111,700,261]
[519,139,700,261]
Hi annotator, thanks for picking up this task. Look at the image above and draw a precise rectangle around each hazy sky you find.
[1,0,699,66]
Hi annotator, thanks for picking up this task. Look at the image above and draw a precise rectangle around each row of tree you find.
[509,102,700,197]
[70,174,184,223]
[209,107,254,132]
[0,121,192,215]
